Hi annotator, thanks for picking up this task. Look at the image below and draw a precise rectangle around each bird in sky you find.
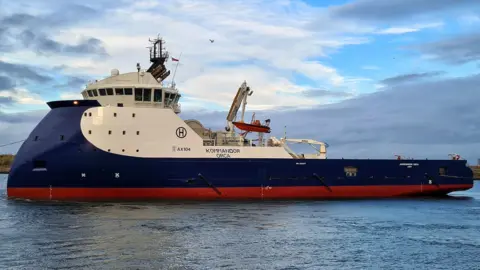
[209,39,214,43]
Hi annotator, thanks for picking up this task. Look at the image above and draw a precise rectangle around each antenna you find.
[171,52,182,87]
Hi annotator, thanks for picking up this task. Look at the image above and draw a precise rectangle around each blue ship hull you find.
[6,100,474,201]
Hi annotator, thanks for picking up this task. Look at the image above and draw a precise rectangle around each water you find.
[0,174,479,270]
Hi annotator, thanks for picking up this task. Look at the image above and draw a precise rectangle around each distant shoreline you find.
[0,154,479,179]
[0,154,14,174]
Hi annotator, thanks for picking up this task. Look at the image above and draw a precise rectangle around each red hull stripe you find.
[7,184,473,201]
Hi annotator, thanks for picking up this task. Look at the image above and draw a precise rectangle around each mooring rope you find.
[0,139,26,148]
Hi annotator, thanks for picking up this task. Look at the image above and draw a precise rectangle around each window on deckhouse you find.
[124,88,133,95]
[143,88,152,101]
[135,88,143,101]
[154,89,162,102]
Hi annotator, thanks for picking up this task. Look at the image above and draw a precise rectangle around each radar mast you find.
[146,35,171,82]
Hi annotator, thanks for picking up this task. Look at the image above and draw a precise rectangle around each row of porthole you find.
[87,130,140,135]
[107,149,140,153]
[83,112,137,117]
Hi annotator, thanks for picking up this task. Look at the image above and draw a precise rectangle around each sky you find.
[1,0,480,163]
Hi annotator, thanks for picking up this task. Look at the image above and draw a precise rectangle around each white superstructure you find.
[77,36,328,159]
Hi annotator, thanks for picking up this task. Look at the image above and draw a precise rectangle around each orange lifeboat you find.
[232,119,271,133]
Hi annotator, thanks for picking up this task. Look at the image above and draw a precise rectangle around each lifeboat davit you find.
[232,120,271,133]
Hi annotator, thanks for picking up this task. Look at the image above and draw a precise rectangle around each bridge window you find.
[115,88,124,95]
[82,91,88,98]
[165,92,173,105]
[92,90,98,96]
[134,88,152,102]
[87,90,93,97]
[344,166,357,177]
[143,88,152,101]
[124,88,133,95]
[135,88,142,101]
[154,89,162,102]
[99,88,106,96]
[174,94,181,103]
[106,88,114,95]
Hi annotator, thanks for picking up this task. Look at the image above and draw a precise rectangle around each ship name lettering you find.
[205,148,240,154]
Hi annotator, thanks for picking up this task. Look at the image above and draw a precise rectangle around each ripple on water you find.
[0,176,480,269]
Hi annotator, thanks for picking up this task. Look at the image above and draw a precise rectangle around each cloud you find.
[0,4,110,58]
[0,97,14,106]
[379,71,445,86]
[0,75,15,90]
[329,0,479,22]
[0,60,51,83]
[181,72,480,163]
[412,33,480,65]
[0,109,47,154]
[0,109,46,124]
[375,22,443,35]
[17,31,108,57]
[60,92,83,100]
[55,76,89,90]
[0,0,374,110]
[302,89,354,98]
[459,15,480,25]
[0,88,45,105]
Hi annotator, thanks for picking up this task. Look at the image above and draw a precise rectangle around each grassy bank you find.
[472,166,480,180]
[0,154,14,174]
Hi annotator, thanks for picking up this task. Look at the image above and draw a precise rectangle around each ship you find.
[6,36,474,201]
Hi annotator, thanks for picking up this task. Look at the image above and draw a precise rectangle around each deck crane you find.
[225,81,252,133]
[225,81,271,146]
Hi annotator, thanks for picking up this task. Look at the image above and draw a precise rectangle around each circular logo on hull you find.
[176,127,187,138]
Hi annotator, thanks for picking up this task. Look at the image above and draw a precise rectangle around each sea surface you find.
[0,174,479,270]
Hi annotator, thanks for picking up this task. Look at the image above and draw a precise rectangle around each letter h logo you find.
[176,127,187,138]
